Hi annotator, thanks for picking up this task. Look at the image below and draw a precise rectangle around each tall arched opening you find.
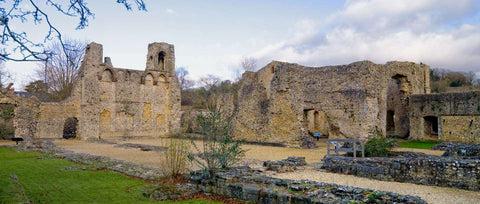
[63,117,78,139]
[158,52,165,71]
[386,74,411,138]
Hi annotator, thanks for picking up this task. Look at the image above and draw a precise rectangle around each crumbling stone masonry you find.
[3,42,181,140]
[231,61,430,147]
[189,166,427,203]
[322,152,480,191]
[410,91,480,143]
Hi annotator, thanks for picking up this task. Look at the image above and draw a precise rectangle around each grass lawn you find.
[0,147,222,204]
[398,140,440,149]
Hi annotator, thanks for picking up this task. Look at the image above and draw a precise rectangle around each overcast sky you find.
[4,0,480,89]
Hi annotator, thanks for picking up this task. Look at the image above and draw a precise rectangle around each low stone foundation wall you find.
[263,156,307,173]
[322,153,480,191]
[441,143,480,157]
[189,167,426,203]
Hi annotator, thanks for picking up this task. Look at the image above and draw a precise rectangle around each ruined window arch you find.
[158,51,165,71]
[158,74,167,83]
[63,117,78,139]
[145,74,154,86]
[101,69,113,82]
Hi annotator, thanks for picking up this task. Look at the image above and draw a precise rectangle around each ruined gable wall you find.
[32,42,180,139]
[410,91,480,143]
[77,42,180,139]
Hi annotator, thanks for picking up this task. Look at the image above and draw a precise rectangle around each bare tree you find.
[0,0,146,62]
[36,38,87,101]
[175,67,194,90]
[199,75,221,90]
[0,60,12,88]
[240,56,257,72]
[234,56,257,81]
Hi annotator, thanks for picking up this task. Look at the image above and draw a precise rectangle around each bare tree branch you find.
[175,67,194,90]
[240,56,257,72]
[0,0,146,62]
[34,38,87,101]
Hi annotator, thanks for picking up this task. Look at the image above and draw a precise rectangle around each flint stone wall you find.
[263,156,307,173]
[441,143,480,157]
[322,154,480,191]
[410,91,480,143]
[189,167,426,203]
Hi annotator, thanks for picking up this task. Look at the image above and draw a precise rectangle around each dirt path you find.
[273,169,480,204]
[54,140,166,168]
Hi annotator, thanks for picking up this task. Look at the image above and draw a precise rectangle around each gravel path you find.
[52,138,480,203]
[274,169,480,204]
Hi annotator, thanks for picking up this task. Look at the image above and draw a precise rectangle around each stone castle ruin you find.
[227,60,480,147]
[229,61,431,147]
[1,41,479,147]
[0,42,180,140]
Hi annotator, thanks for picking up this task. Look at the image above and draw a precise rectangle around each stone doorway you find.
[423,116,438,138]
[63,117,78,139]
[386,75,411,138]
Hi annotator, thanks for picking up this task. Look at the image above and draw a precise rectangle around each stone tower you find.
[145,42,175,74]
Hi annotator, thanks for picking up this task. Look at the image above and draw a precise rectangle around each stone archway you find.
[386,74,411,138]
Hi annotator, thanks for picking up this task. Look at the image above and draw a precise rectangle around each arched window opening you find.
[158,52,165,70]
[101,69,113,82]
[145,74,154,85]
[158,74,167,83]
[63,117,78,139]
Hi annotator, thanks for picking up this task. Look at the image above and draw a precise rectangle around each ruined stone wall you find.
[0,89,40,139]
[385,62,431,137]
[32,42,181,139]
[322,153,480,191]
[231,61,429,147]
[75,42,180,139]
[410,91,480,143]
[34,103,78,138]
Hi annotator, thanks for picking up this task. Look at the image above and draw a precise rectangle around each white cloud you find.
[165,8,176,14]
[251,0,480,74]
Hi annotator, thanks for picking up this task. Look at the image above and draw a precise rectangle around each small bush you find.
[189,109,245,180]
[159,135,191,179]
[0,104,15,119]
[0,123,14,140]
[364,128,396,157]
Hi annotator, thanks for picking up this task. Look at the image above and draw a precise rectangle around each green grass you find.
[398,140,440,149]
[0,147,222,204]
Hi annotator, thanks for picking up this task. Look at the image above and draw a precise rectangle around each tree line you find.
[430,68,479,93]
